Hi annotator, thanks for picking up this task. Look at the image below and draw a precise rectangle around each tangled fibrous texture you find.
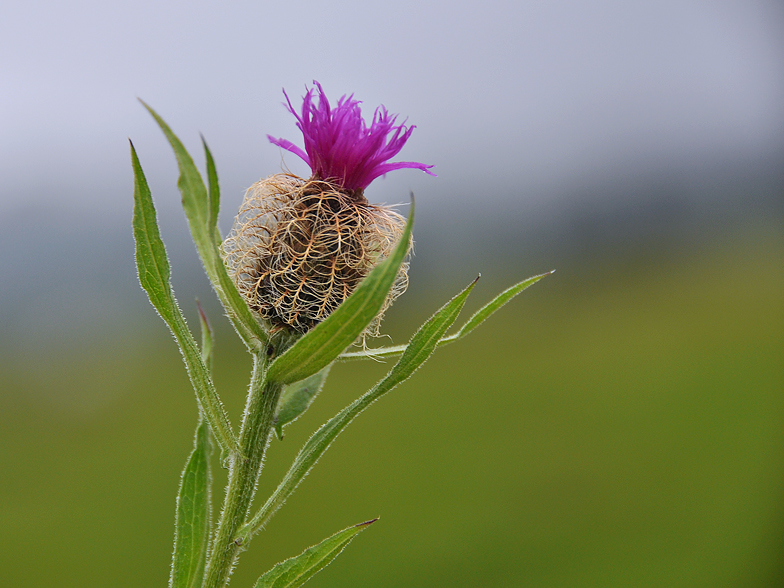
[222,174,409,337]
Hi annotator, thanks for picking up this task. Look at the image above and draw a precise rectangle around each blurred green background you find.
[2,0,784,585]
[1,224,781,587]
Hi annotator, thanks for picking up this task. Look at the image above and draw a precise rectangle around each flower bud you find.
[222,82,434,335]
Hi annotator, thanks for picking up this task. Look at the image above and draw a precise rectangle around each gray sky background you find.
[3,0,783,212]
[1,0,783,342]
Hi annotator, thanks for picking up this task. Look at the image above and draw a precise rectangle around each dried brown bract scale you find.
[222,174,409,335]
[223,81,433,337]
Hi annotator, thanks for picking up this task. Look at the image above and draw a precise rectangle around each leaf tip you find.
[355,518,379,528]
[196,298,211,327]
[138,99,163,124]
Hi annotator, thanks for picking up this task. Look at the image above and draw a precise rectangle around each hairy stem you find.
[203,351,283,588]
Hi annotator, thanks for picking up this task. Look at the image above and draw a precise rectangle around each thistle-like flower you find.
[222,82,434,335]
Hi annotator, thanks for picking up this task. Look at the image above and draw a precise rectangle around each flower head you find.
[268,81,435,193]
[224,82,423,336]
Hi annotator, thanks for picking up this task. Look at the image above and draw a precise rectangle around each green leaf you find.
[239,278,476,541]
[131,140,239,456]
[273,365,332,440]
[140,101,269,351]
[383,275,478,384]
[196,300,214,369]
[452,270,554,340]
[201,136,222,248]
[253,520,377,588]
[170,418,213,588]
[339,270,554,362]
[266,201,414,385]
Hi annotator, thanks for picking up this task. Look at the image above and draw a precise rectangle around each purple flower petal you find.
[268,81,435,192]
[266,135,309,165]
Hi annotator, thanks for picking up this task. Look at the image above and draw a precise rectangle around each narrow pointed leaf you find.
[202,137,222,248]
[265,202,414,385]
[339,270,554,362]
[140,101,269,350]
[452,269,554,339]
[274,365,332,440]
[240,278,476,540]
[253,520,377,588]
[170,418,213,588]
[131,141,239,456]
[196,300,214,368]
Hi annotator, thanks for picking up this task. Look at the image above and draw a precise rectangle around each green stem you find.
[203,351,283,588]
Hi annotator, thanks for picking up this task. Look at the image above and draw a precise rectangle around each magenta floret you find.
[268,81,435,192]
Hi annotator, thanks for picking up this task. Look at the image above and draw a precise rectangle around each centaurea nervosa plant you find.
[131,81,552,588]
